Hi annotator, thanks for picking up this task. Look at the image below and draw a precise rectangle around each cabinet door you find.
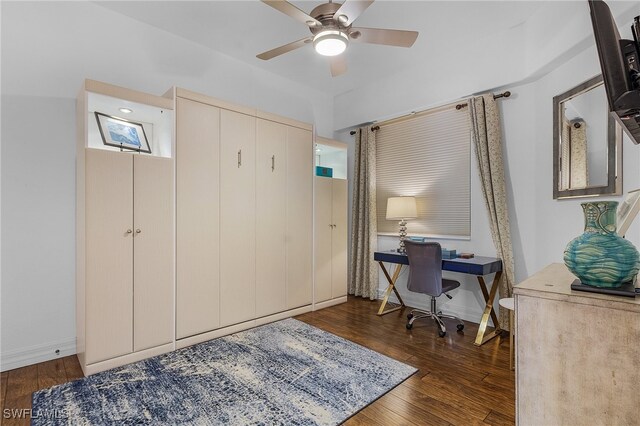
[286,127,313,309]
[133,155,174,351]
[176,97,221,339]
[85,149,133,364]
[255,119,287,317]
[331,179,348,298]
[220,109,256,326]
[314,177,333,303]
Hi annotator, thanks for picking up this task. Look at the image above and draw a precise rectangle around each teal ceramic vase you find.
[564,201,640,288]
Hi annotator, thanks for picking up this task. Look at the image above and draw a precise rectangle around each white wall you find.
[334,3,640,325]
[1,96,78,368]
[0,1,333,370]
[525,46,640,273]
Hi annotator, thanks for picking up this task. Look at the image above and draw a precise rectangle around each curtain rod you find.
[349,90,512,135]
[455,91,511,110]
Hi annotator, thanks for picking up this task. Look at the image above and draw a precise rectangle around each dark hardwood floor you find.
[0,297,514,425]
[297,298,515,425]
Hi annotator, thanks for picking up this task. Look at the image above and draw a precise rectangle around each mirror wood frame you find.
[553,75,622,199]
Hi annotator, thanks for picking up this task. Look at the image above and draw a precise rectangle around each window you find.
[376,104,471,238]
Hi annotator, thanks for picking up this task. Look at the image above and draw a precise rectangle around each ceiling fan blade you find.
[257,37,312,60]
[261,0,322,27]
[349,27,419,47]
[330,56,347,77]
[333,0,374,26]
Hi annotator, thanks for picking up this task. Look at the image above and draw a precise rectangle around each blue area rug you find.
[33,318,416,425]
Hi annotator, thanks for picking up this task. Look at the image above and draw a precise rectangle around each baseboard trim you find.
[84,342,174,376]
[176,305,313,350]
[255,305,312,326]
[1,338,76,372]
[313,296,348,311]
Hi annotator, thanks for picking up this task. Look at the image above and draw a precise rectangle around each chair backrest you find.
[405,240,443,297]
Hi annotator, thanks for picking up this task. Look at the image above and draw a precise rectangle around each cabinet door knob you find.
[126,229,133,234]
[238,149,242,168]
[135,229,141,234]
[271,155,275,172]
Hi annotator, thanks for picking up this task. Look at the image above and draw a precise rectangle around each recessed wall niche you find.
[87,92,173,158]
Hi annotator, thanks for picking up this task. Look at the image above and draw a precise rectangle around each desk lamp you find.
[386,196,418,253]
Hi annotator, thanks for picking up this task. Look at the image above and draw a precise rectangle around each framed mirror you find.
[553,75,622,199]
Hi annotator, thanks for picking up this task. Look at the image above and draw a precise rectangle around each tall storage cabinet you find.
[286,126,313,309]
[220,110,257,327]
[78,81,320,375]
[174,89,314,348]
[85,150,134,364]
[314,177,348,305]
[256,119,287,317]
[176,97,221,339]
[314,137,348,307]
[254,120,314,316]
[132,155,174,353]
[77,80,175,375]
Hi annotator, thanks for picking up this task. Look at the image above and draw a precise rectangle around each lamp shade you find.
[386,196,418,220]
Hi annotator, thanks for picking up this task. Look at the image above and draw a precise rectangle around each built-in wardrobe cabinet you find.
[313,137,349,307]
[77,81,318,375]
[175,97,221,338]
[175,89,313,346]
[77,80,175,375]
[255,119,314,317]
[314,177,348,305]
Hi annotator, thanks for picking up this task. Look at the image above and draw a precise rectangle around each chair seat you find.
[443,279,460,293]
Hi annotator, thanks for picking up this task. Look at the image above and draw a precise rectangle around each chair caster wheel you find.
[406,322,413,330]
[457,324,465,331]
[438,330,446,337]
[407,313,413,320]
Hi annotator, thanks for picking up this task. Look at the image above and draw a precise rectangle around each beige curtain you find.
[560,119,588,189]
[469,94,515,330]
[569,120,588,188]
[349,126,378,300]
[561,121,571,189]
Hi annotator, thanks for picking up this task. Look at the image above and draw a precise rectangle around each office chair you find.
[404,240,465,337]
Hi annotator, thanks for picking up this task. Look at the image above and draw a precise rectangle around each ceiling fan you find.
[256,0,419,77]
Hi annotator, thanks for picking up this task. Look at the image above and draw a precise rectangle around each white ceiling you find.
[96,1,546,96]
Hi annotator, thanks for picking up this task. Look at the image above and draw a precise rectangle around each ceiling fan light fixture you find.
[313,30,348,56]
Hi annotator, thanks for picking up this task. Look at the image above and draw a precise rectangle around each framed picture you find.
[95,112,151,153]
[617,189,640,236]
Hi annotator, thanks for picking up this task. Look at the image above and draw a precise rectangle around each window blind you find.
[376,105,471,237]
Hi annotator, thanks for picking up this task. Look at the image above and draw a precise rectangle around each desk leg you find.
[474,271,503,346]
[377,262,405,316]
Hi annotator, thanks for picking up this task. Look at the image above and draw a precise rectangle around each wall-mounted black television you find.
[589,0,640,143]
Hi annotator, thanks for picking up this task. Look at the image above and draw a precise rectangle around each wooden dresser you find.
[514,263,640,426]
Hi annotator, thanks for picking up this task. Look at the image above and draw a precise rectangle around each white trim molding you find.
[313,296,348,311]
[1,338,76,372]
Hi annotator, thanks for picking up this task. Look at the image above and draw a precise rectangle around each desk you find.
[373,250,503,346]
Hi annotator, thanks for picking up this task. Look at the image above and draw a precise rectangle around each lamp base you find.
[398,220,407,253]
